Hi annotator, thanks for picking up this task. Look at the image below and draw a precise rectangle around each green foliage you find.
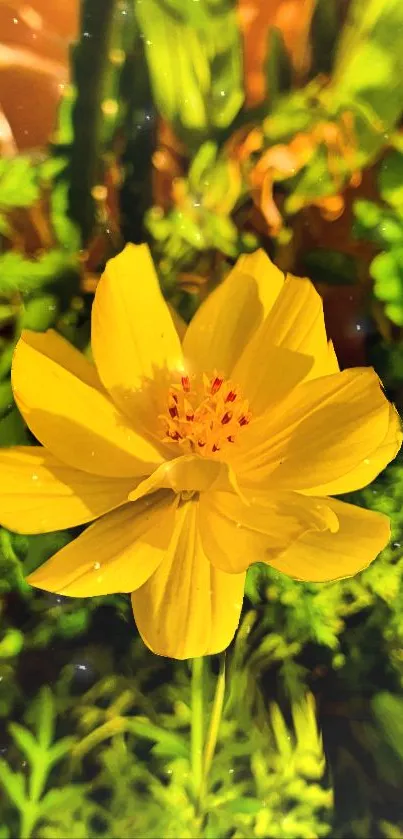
[0,642,331,839]
[135,0,243,139]
[330,0,403,162]
[0,687,78,838]
[353,148,403,325]
[146,0,403,282]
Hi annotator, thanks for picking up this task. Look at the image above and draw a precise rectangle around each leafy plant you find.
[0,687,79,838]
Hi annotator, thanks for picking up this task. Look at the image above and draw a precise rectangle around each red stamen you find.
[170,430,182,441]
[238,415,249,427]
[225,390,236,403]
[221,411,232,425]
[212,443,220,452]
[169,405,179,418]
[181,375,190,392]
[198,440,206,448]
[210,376,223,395]
[186,411,194,421]
[227,435,235,443]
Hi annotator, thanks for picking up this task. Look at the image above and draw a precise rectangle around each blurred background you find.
[2,1,403,836]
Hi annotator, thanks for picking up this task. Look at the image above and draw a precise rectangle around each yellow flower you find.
[0,245,401,659]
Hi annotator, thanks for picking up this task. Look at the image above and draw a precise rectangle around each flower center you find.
[161,373,251,457]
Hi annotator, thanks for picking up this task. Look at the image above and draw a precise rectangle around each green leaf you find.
[379,151,403,208]
[370,251,403,302]
[0,381,13,419]
[0,629,24,658]
[126,718,188,757]
[224,796,262,815]
[354,199,382,229]
[36,687,55,749]
[188,142,217,192]
[9,723,40,763]
[39,157,68,183]
[0,407,31,447]
[372,693,403,761]
[39,785,86,815]
[333,0,403,162]
[48,737,76,767]
[19,294,59,331]
[378,216,403,244]
[385,302,403,325]
[50,182,81,253]
[0,759,26,809]
[0,157,39,209]
[0,250,76,296]
[57,608,90,638]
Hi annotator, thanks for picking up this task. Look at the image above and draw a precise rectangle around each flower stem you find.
[191,656,204,799]
[199,653,226,807]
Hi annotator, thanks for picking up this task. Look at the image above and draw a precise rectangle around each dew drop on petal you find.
[31,473,39,481]
[94,562,101,570]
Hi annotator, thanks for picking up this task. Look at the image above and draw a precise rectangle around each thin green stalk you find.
[199,653,226,807]
[191,656,204,798]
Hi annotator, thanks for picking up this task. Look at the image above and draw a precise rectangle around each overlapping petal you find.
[232,342,313,416]
[12,330,164,478]
[0,447,136,533]
[91,244,184,427]
[198,489,338,573]
[27,492,176,596]
[183,249,284,376]
[131,500,245,658]
[128,455,242,503]
[259,272,329,377]
[22,329,102,390]
[268,496,390,581]
[233,368,390,492]
[303,403,402,496]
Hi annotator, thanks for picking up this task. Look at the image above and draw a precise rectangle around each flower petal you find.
[128,455,242,502]
[261,272,329,377]
[0,446,136,533]
[183,249,284,376]
[27,491,176,596]
[167,303,187,341]
[268,496,390,581]
[91,244,184,425]
[233,368,390,492]
[198,489,338,573]
[307,339,340,380]
[232,342,314,416]
[131,500,245,658]
[303,403,402,496]
[12,331,164,477]
[21,329,102,390]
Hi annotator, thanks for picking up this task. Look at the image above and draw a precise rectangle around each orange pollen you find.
[160,372,251,457]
